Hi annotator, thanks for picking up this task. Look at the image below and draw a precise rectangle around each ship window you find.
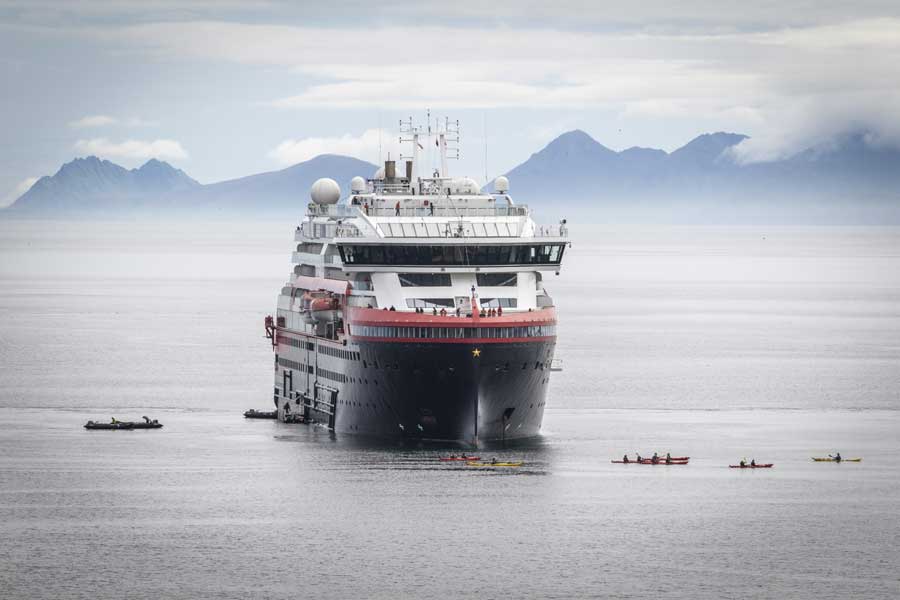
[477,273,517,287]
[399,273,451,287]
[414,223,428,236]
[352,323,555,339]
[473,223,487,237]
[426,223,441,236]
[338,244,565,266]
[549,245,561,262]
[406,298,454,309]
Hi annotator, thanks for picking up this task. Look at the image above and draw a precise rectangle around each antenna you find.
[445,117,460,161]
[438,117,460,178]
[399,115,425,190]
[378,111,382,164]
[483,112,488,186]
[426,108,432,175]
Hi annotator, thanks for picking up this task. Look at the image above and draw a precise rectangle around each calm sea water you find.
[1,221,899,599]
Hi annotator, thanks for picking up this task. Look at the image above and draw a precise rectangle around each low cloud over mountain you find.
[502,130,900,223]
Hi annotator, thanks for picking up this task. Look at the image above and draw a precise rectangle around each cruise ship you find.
[265,119,568,443]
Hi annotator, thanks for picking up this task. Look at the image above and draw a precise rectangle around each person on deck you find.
[497,306,503,317]
[395,201,400,216]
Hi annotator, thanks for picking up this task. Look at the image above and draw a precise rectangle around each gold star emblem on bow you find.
[472,348,481,358]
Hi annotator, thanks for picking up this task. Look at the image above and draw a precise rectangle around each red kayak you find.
[439,456,481,462]
[613,456,690,463]
[611,459,690,465]
[729,464,773,468]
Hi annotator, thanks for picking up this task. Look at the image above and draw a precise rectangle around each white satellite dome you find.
[450,177,480,195]
[310,178,340,205]
[350,176,366,193]
[373,166,385,180]
[494,175,509,193]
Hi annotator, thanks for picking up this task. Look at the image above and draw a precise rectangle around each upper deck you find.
[298,196,567,242]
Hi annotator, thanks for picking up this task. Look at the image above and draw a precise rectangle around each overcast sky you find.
[2,0,899,205]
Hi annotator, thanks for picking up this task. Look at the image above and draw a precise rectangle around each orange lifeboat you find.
[302,292,341,323]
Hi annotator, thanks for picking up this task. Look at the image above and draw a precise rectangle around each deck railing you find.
[309,204,529,219]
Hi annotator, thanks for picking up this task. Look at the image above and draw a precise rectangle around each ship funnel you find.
[384,160,396,180]
[405,160,412,181]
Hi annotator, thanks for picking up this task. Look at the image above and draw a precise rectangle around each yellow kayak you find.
[811,457,862,462]
[465,461,523,467]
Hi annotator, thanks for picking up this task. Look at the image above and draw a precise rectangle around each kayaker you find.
[665,454,672,465]
[491,457,497,465]
[651,452,659,464]
[623,454,629,463]
[636,453,642,462]
[739,459,746,467]
[834,452,842,463]
[750,459,756,467]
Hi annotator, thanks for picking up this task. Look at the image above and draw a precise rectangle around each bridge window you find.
[338,244,565,266]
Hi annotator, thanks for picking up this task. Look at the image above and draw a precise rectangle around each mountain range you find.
[5,130,900,223]
[504,130,900,223]
[5,154,375,218]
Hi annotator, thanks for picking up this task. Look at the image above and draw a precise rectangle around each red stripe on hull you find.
[349,336,555,344]
[347,306,557,327]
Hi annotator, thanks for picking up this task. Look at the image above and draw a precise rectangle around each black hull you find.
[275,339,555,444]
